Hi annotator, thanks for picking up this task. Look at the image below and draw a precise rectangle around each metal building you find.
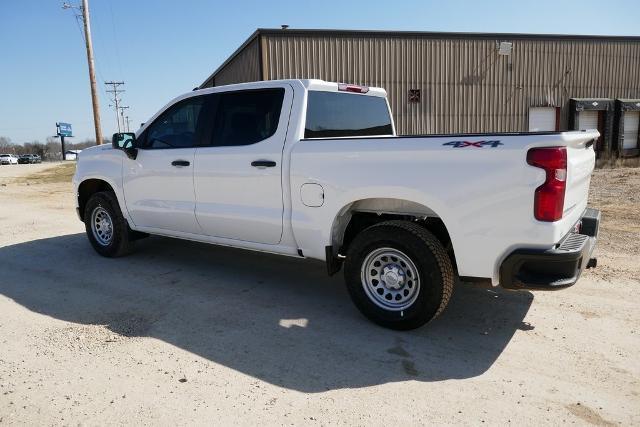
[200,28,640,160]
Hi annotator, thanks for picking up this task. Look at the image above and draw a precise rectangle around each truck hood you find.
[78,144,113,160]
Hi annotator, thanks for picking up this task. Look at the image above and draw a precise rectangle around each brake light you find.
[338,83,369,94]
[527,147,567,222]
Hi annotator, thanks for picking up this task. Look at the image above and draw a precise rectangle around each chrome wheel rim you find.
[361,247,420,311]
[91,206,114,246]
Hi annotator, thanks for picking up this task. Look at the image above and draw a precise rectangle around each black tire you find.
[344,220,454,330]
[84,191,134,257]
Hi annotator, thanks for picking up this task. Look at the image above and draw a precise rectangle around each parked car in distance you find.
[0,154,18,165]
[73,79,601,330]
[18,155,30,164]
[18,154,42,164]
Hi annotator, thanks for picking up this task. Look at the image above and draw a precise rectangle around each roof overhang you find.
[200,28,640,89]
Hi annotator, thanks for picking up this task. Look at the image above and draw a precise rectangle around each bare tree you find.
[0,136,14,153]
[0,136,105,160]
[23,141,46,158]
[44,136,62,161]
[67,138,98,151]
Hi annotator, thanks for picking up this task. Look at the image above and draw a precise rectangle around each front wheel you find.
[344,220,454,330]
[84,191,134,257]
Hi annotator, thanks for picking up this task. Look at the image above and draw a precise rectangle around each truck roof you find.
[300,79,387,98]
[192,79,387,98]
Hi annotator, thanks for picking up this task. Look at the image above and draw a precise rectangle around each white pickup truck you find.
[73,79,600,329]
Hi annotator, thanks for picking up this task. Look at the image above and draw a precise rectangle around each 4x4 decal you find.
[443,140,503,148]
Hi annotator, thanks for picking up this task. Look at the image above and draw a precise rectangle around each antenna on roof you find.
[281,24,289,30]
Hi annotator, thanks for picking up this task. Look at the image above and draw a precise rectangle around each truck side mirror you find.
[112,132,138,159]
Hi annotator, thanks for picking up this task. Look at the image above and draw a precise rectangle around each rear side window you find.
[304,91,393,138]
[211,89,284,147]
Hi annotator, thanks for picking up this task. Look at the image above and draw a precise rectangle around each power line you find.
[64,1,134,140]
[107,1,124,80]
[68,7,111,104]
[89,2,116,82]
[63,0,104,145]
[118,106,130,133]
[105,81,125,133]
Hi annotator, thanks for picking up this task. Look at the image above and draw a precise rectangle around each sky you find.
[0,0,639,143]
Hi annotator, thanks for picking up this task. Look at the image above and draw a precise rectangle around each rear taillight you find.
[338,83,369,94]
[527,147,567,222]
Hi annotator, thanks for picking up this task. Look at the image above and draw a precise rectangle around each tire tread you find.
[344,219,455,329]
[371,220,454,318]
[84,191,133,257]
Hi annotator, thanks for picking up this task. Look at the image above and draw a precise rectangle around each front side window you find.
[144,97,206,149]
[211,89,284,147]
[305,91,393,138]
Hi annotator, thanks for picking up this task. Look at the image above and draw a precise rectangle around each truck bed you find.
[289,130,598,283]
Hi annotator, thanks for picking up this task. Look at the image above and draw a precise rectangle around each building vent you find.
[408,89,421,103]
[497,41,513,55]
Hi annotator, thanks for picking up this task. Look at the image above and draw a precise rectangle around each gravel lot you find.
[0,162,638,425]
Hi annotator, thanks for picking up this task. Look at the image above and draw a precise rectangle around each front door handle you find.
[171,160,190,167]
[251,160,276,168]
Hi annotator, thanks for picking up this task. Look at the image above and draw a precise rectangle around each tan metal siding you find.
[261,34,640,135]
[203,38,261,88]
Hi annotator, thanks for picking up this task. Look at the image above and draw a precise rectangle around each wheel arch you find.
[328,197,458,273]
[77,178,117,222]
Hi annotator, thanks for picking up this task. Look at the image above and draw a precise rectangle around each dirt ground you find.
[0,163,638,426]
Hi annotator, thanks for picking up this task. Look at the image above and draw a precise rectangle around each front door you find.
[123,95,210,234]
[194,85,293,244]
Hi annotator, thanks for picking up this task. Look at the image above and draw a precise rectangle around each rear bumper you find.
[500,208,600,290]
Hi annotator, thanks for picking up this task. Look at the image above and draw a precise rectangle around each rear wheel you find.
[84,191,134,257]
[344,220,454,330]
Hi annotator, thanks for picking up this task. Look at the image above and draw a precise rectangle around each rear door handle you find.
[251,160,276,168]
[171,160,190,167]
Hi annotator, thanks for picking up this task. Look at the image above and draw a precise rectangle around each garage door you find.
[622,111,639,149]
[578,110,599,130]
[529,107,557,131]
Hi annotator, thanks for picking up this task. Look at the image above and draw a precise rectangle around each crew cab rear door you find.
[194,84,293,244]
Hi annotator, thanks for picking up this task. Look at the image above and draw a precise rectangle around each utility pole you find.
[105,81,125,133]
[63,0,103,145]
[125,115,132,132]
[118,106,130,133]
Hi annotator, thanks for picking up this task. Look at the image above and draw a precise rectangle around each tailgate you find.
[563,130,598,219]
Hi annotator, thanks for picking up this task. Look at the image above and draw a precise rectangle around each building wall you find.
[201,37,261,88]
[260,33,640,135]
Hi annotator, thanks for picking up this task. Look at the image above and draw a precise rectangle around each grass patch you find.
[16,162,76,185]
